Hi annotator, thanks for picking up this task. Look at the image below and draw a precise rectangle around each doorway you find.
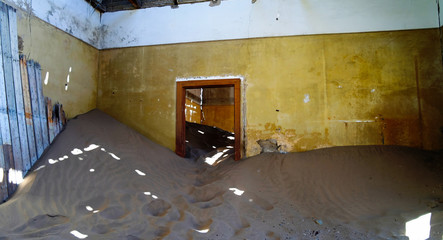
[176,79,241,161]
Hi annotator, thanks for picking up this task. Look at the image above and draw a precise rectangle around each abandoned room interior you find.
[0,0,442,239]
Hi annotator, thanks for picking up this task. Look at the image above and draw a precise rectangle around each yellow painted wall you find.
[185,98,201,123]
[17,11,98,119]
[98,28,443,156]
[202,105,234,132]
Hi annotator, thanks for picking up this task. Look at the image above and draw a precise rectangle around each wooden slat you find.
[0,135,7,202]
[9,7,29,174]
[20,56,37,167]
[0,1,10,202]
[128,0,141,8]
[2,145,14,198]
[27,60,44,159]
[34,63,49,149]
[60,104,66,128]
[46,97,54,143]
[53,104,59,136]
[0,3,23,173]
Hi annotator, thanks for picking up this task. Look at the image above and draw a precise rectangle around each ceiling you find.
[85,0,218,12]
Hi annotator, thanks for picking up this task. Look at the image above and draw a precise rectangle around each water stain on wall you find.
[98,28,443,157]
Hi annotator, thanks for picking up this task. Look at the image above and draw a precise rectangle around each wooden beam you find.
[89,0,106,13]
[128,0,141,8]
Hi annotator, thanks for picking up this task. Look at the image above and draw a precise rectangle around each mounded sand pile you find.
[0,110,441,239]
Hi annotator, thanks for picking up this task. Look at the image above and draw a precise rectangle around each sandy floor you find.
[0,110,442,240]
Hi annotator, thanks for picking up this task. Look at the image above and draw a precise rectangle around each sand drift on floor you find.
[0,110,441,240]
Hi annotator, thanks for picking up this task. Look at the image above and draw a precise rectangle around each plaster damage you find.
[16,8,99,119]
[100,0,438,49]
[98,29,443,157]
[2,0,101,48]
[1,0,442,158]
[2,0,441,50]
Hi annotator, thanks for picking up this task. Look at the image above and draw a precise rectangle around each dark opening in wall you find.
[184,87,235,164]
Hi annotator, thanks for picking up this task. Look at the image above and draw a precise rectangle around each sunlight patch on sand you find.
[144,191,158,199]
[229,188,244,196]
[405,212,431,240]
[109,153,120,160]
[205,152,224,165]
[135,169,146,176]
[84,144,99,152]
[71,148,83,155]
[194,228,210,233]
[70,230,88,239]
[48,159,58,164]
[86,205,100,214]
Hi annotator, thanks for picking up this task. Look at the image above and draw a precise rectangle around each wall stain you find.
[98,28,443,157]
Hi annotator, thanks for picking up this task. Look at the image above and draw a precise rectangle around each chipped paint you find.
[99,0,438,49]
[3,0,441,50]
[176,75,245,82]
[17,11,99,119]
[3,0,101,48]
[303,94,310,103]
[98,25,443,157]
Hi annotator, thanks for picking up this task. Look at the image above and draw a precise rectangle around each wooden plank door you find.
[34,63,49,149]
[8,7,29,174]
[27,60,44,159]
[20,56,37,168]
[0,3,22,178]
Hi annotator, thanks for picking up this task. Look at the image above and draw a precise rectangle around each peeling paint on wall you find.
[2,0,441,50]
[17,11,99,119]
[98,29,443,157]
[2,0,101,48]
[99,0,439,49]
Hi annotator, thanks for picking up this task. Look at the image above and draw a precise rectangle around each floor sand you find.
[0,110,442,239]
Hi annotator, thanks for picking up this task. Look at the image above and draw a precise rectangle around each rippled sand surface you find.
[0,110,441,239]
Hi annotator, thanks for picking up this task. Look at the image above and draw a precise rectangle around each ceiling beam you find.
[128,0,142,8]
[87,0,106,13]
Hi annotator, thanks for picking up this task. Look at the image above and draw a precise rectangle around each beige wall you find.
[17,11,98,119]
[98,28,443,157]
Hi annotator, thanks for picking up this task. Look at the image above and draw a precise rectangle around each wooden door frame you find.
[176,79,241,161]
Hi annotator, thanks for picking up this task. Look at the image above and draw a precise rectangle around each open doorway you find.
[176,79,241,162]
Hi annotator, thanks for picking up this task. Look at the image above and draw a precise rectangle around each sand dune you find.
[0,110,441,239]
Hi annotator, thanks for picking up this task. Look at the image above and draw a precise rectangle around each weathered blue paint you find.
[20,56,37,168]
[9,7,29,174]
[0,2,22,173]
[34,63,49,150]
[27,60,44,160]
